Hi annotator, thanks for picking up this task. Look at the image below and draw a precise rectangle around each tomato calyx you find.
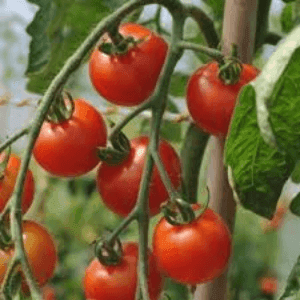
[94,237,123,266]
[218,44,243,85]
[0,147,11,180]
[98,128,130,165]
[45,91,75,124]
[161,198,195,226]
[99,36,146,56]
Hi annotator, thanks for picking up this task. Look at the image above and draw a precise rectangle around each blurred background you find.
[0,0,299,299]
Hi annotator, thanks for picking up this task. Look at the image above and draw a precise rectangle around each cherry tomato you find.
[152,205,232,284]
[43,285,56,300]
[0,249,13,284]
[0,153,35,214]
[33,98,107,177]
[22,220,57,287]
[259,276,278,295]
[89,23,168,106]
[186,61,260,136]
[83,242,164,300]
[97,136,181,217]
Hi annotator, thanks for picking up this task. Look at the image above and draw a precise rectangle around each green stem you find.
[151,150,178,200]
[0,126,31,153]
[109,100,152,140]
[184,4,219,48]
[177,41,224,61]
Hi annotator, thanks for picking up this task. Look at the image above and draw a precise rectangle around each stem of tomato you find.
[0,126,31,154]
[177,41,224,62]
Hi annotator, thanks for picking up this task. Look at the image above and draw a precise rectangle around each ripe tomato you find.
[22,220,57,288]
[0,153,35,214]
[186,61,259,136]
[152,205,232,284]
[89,23,168,106]
[33,98,107,177]
[83,242,164,300]
[42,285,56,300]
[259,276,278,295]
[97,136,181,217]
[0,249,13,284]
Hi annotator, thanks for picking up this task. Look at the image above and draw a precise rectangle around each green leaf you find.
[279,256,300,299]
[291,160,300,183]
[290,192,300,216]
[282,0,297,3]
[169,73,188,97]
[25,0,119,94]
[202,0,224,21]
[281,4,294,33]
[225,85,294,219]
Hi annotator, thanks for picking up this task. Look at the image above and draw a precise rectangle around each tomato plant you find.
[33,98,107,177]
[186,61,259,136]
[89,23,168,106]
[83,242,164,300]
[97,135,181,216]
[42,285,56,300]
[0,153,35,214]
[152,205,232,284]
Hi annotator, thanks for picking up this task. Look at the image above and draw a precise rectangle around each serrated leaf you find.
[25,0,55,74]
[25,0,118,94]
[225,85,294,219]
[279,256,300,299]
[169,73,188,97]
[290,192,300,216]
[281,4,294,33]
[251,26,300,162]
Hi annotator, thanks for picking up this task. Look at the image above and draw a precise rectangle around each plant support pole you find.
[194,0,258,299]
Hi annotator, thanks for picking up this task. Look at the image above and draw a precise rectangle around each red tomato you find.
[83,242,164,300]
[33,98,107,177]
[21,220,57,287]
[152,205,232,284]
[97,136,181,216]
[0,249,13,284]
[259,277,278,295]
[43,285,56,300]
[186,61,259,136]
[89,23,168,106]
[0,153,35,214]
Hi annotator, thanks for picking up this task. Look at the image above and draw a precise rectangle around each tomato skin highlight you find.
[0,153,35,214]
[83,242,164,300]
[186,61,260,136]
[152,206,232,285]
[89,23,168,106]
[97,136,181,217]
[33,98,107,177]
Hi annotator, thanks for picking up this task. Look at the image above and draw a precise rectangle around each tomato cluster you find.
[0,19,263,299]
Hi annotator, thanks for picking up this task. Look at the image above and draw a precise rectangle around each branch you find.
[0,126,31,153]
[184,5,219,48]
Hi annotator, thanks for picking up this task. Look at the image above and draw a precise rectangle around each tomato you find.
[89,23,168,106]
[0,153,35,214]
[186,61,259,136]
[21,220,57,288]
[259,277,278,295]
[43,285,56,300]
[152,205,232,284]
[33,98,107,177]
[0,221,57,294]
[97,136,181,217]
[83,242,164,300]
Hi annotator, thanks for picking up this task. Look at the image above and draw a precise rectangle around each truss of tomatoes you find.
[26,21,253,297]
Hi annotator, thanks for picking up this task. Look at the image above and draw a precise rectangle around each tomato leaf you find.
[290,192,300,216]
[25,0,122,94]
[279,255,300,299]
[291,161,300,183]
[281,4,294,33]
[226,26,300,219]
[225,85,294,219]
